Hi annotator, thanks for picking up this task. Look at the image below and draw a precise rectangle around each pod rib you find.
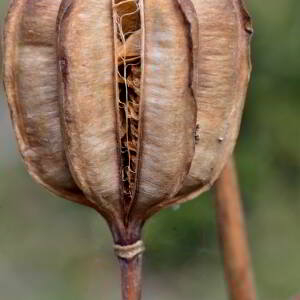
[3,0,90,207]
[145,0,253,217]
[58,0,122,220]
[133,0,197,217]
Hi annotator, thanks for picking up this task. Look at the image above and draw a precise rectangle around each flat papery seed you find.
[132,0,197,216]
[117,29,141,65]
[170,0,253,206]
[3,0,90,206]
[58,0,122,220]
[114,0,141,35]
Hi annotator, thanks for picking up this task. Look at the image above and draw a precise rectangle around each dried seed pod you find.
[57,0,198,236]
[57,0,252,231]
[4,0,252,299]
[3,0,95,208]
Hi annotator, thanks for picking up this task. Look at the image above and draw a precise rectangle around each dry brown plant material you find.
[216,158,257,300]
[3,0,253,299]
[113,0,142,221]
[2,0,95,208]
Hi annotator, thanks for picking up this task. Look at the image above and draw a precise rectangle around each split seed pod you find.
[3,0,252,299]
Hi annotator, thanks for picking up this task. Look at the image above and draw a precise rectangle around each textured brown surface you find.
[183,0,252,191]
[113,0,143,221]
[2,0,92,207]
[57,0,122,222]
[119,254,143,300]
[216,158,257,300]
[4,1,253,299]
[4,0,252,244]
[133,0,197,216]
[143,0,252,218]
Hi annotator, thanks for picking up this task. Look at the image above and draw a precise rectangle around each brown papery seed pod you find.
[3,0,253,299]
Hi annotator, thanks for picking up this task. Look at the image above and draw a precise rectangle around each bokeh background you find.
[0,0,299,299]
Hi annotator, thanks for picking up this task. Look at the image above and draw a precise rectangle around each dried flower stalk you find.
[216,157,257,300]
[3,0,253,299]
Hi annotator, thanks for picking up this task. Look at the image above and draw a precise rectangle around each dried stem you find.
[215,157,257,300]
[118,254,143,300]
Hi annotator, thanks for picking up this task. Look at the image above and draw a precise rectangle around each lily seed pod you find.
[3,0,252,299]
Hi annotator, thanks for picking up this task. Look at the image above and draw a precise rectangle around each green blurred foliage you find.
[0,0,299,299]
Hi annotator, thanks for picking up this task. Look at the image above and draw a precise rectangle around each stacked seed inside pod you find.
[114,0,142,220]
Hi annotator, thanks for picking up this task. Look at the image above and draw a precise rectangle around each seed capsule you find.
[4,0,252,298]
[57,0,252,232]
[4,0,252,259]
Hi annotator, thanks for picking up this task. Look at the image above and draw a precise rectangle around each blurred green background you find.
[0,0,299,299]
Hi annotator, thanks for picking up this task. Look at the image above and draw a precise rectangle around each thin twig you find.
[215,157,257,300]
